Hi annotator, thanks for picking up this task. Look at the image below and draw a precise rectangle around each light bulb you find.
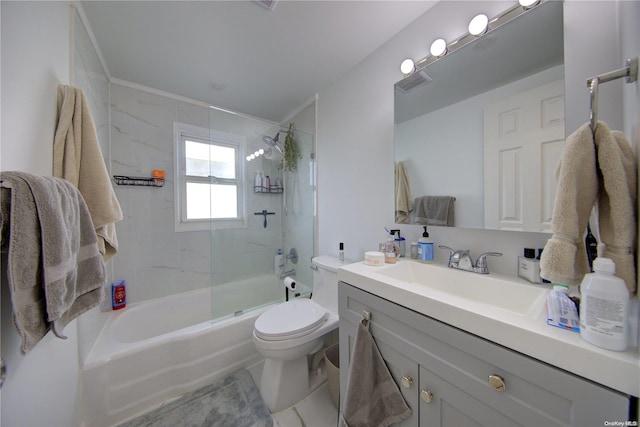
[249,154,255,160]
[468,14,489,36]
[430,38,447,57]
[254,151,260,157]
[400,58,415,75]
[246,156,252,161]
[519,0,540,8]
[258,148,264,155]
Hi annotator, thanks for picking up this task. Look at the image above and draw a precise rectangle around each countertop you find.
[338,259,640,397]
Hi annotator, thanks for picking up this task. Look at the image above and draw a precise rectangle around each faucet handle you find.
[438,245,455,257]
[474,252,503,274]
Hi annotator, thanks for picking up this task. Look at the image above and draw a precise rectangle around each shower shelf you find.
[254,185,283,194]
[114,175,164,187]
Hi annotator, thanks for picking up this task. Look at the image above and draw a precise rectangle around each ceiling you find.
[81,0,437,123]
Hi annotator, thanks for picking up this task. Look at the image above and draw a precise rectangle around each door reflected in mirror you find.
[394,0,564,232]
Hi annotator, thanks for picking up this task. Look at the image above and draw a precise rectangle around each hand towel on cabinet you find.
[53,84,123,262]
[339,318,411,427]
[0,172,106,353]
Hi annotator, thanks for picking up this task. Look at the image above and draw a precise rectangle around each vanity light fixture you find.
[518,0,540,9]
[468,13,489,36]
[430,38,448,57]
[400,58,416,75]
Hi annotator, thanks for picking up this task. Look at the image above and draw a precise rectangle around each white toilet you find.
[252,255,341,413]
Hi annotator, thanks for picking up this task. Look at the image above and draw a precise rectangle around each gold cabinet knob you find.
[401,376,413,388]
[488,374,506,392]
[420,389,434,404]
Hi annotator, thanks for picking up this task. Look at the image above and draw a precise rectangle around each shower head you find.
[261,133,284,155]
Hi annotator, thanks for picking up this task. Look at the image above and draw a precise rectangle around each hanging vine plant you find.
[281,122,301,172]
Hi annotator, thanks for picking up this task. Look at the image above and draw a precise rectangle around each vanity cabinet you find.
[338,282,631,427]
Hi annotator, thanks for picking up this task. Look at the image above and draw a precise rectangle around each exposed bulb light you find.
[518,0,540,9]
[400,58,416,75]
[246,156,252,161]
[249,154,255,160]
[468,13,489,36]
[430,38,448,57]
[258,148,265,155]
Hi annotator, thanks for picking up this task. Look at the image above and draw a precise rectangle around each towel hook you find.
[362,310,371,321]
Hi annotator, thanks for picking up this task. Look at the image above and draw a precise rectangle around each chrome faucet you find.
[439,246,502,274]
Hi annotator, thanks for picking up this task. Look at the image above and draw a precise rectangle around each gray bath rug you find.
[118,369,273,427]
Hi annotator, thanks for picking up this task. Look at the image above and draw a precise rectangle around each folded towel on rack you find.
[395,161,412,224]
[540,123,597,286]
[339,318,411,427]
[593,122,636,294]
[0,172,106,353]
[413,196,455,226]
[540,121,637,294]
[53,85,123,262]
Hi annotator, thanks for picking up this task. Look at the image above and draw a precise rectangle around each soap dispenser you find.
[418,226,434,262]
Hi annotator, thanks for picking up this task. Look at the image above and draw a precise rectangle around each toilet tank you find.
[312,256,344,314]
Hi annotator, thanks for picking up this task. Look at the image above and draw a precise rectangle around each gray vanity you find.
[338,260,638,426]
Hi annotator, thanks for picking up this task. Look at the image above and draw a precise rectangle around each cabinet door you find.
[419,366,521,427]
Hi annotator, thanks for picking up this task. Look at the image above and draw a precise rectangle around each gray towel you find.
[339,318,411,427]
[414,196,455,226]
[0,172,106,353]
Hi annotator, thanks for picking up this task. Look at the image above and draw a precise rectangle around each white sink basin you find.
[375,261,548,317]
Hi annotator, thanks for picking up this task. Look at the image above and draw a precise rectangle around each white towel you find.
[339,318,412,427]
[593,122,636,295]
[540,121,636,294]
[53,84,123,262]
[395,161,412,224]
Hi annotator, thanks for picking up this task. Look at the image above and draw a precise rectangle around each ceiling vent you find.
[395,70,432,93]
[255,0,277,10]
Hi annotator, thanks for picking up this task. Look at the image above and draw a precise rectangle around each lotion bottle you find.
[579,252,629,351]
[418,226,434,262]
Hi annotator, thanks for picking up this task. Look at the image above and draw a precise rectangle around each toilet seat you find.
[254,299,328,341]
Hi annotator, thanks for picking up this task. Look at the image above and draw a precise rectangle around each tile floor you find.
[247,361,339,427]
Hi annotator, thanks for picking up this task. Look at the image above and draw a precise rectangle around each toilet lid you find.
[255,299,328,341]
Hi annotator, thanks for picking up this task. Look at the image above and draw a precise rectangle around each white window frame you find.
[174,122,246,232]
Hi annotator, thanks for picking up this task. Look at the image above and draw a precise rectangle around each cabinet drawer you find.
[339,282,630,426]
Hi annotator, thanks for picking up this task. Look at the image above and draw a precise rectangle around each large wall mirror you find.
[394,0,564,232]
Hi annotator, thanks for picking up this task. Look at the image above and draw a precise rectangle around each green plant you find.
[281,122,301,172]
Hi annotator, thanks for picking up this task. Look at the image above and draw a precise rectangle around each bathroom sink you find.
[375,261,548,317]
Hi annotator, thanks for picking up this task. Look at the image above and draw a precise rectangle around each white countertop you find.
[338,259,640,397]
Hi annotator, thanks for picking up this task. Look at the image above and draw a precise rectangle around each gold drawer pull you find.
[421,389,434,404]
[488,374,506,392]
[401,376,413,388]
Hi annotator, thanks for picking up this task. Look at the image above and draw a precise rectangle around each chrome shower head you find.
[261,133,284,155]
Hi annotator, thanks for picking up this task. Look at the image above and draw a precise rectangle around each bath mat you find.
[118,369,273,427]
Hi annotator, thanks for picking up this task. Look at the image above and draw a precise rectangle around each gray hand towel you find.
[0,172,106,352]
[414,195,455,226]
[339,318,412,427]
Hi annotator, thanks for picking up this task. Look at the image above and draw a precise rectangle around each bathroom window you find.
[174,123,246,231]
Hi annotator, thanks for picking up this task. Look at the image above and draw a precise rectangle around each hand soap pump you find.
[418,226,434,262]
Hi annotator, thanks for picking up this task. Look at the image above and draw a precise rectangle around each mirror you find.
[394,1,564,232]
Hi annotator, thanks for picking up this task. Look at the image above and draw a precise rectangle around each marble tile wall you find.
[110,83,286,303]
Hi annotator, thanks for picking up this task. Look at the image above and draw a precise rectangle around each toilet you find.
[253,255,341,413]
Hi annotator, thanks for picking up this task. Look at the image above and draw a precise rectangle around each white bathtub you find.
[80,275,291,427]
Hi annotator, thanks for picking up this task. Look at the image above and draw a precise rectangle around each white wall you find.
[0,2,81,427]
[317,0,627,277]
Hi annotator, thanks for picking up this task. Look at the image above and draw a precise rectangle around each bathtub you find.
[79,274,293,427]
